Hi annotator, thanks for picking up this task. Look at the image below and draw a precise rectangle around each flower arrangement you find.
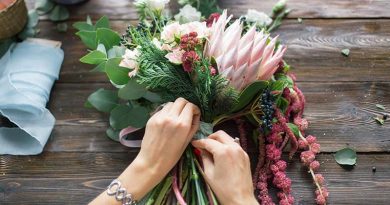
[74,0,328,204]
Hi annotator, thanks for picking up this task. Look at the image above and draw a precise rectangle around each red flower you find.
[181,51,199,72]
[180,32,199,51]
[206,13,221,27]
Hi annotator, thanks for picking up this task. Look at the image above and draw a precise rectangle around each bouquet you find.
[75,0,329,204]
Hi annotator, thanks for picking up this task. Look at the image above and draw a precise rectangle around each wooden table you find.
[1,0,390,204]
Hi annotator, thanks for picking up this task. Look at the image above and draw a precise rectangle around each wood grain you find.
[34,19,390,83]
[0,153,388,204]
[42,82,390,153]
[25,0,390,20]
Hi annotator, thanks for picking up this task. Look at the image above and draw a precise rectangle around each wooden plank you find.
[34,19,390,83]
[25,0,390,20]
[0,153,389,204]
[42,82,390,153]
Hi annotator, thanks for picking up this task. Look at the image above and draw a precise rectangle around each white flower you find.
[161,22,181,43]
[245,9,273,27]
[134,0,170,11]
[174,4,201,23]
[152,38,163,49]
[165,48,185,64]
[120,48,140,77]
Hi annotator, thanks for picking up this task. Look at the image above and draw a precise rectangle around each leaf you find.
[35,0,55,14]
[49,5,69,22]
[86,88,119,113]
[73,22,95,31]
[96,28,121,50]
[107,46,126,58]
[105,57,130,85]
[86,15,92,25]
[91,61,106,72]
[335,148,357,166]
[95,16,110,29]
[287,123,300,137]
[27,10,39,28]
[193,122,213,140]
[143,91,162,103]
[56,22,68,32]
[374,117,384,125]
[110,105,149,129]
[275,97,289,113]
[80,50,107,65]
[341,48,350,57]
[376,104,386,110]
[106,127,120,142]
[231,81,269,113]
[118,79,147,100]
[76,30,97,49]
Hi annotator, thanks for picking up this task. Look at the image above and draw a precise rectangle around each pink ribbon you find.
[119,126,142,147]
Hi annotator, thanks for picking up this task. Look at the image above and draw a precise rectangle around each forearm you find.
[89,158,162,205]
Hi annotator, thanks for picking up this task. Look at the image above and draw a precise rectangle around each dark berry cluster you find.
[259,88,274,132]
[120,25,133,49]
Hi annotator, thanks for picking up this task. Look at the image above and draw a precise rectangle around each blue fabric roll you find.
[0,39,64,155]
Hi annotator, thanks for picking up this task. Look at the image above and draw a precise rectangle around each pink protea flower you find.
[205,10,287,90]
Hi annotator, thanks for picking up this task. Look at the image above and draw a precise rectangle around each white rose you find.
[147,0,170,11]
[245,9,273,27]
[120,48,141,77]
[174,4,201,23]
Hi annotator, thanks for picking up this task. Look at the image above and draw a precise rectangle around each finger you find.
[170,98,189,116]
[208,130,235,145]
[179,103,201,139]
[160,102,174,114]
[199,150,214,178]
[191,139,223,155]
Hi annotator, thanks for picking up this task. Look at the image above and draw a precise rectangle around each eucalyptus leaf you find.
[231,81,269,113]
[90,61,106,72]
[108,46,126,58]
[27,10,39,28]
[105,57,130,85]
[106,127,120,142]
[76,30,97,49]
[374,117,384,125]
[49,5,69,22]
[110,105,149,129]
[86,88,119,113]
[335,148,357,166]
[95,16,110,29]
[80,50,107,65]
[35,0,55,14]
[73,22,95,31]
[193,122,213,140]
[86,15,92,25]
[275,96,289,113]
[341,48,350,57]
[143,91,162,103]
[56,22,68,32]
[96,28,121,50]
[118,79,147,100]
[97,43,107,54]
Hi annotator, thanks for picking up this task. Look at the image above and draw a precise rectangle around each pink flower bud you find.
[310,160,320,171]
[315,174,325,185]
[306,135,317,144]
[298,139,308,149]
[300,150,315,165]
[311,143,321,154]
[276,160,287,172]
[316,194,326,205]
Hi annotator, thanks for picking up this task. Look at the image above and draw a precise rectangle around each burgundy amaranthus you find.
[181,50,199,72]
[251,76,328,205]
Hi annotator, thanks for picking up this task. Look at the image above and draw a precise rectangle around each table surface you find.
[1,0,390,204]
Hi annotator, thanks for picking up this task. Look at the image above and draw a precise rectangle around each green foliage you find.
[106,127,120,142]
[335,148,357,166]
[80,50,107,65]
[76,30,97,49]
[118,79,147,100]
[231,81,269,113]
[35,0,55,14]
[96,28,121,50]
[49,5,69,21]
[86,88,119,113]
[109,104,150,129]
[105,58,130,85]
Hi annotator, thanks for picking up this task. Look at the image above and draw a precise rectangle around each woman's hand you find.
[192,131,258,205]
[135,97,201,179]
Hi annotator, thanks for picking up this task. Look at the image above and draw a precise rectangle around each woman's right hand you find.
[192,131,258,205]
